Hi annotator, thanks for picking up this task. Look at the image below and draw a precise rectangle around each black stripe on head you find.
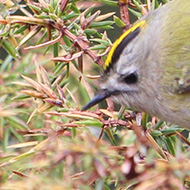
[105,27,141,74]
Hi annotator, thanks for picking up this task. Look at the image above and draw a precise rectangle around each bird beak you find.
[81,90,112,111]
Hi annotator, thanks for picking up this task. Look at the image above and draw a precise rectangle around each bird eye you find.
[123,72,138,84]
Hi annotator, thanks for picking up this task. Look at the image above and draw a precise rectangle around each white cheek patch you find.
[115,43,137,75]
[100,75,118,89]
[100,75,130,93]
[116,60,137,76]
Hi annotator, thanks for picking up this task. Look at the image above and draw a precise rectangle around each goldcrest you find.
[82,0,190,129]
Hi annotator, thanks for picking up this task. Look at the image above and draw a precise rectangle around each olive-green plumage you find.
[82,0,190,128]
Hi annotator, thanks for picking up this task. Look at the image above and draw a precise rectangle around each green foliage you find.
[0,0,189,189]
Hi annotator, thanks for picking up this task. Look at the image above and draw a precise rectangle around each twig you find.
[118,0,131,30]
[176,131,190,146]
[59,0,69,12]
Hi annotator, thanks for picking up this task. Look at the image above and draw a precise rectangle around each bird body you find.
[82,0,190,128]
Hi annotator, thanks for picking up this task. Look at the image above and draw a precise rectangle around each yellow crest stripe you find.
[104,20,147,70]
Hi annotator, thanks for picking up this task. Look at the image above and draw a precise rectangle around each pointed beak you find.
[81,90,112,111]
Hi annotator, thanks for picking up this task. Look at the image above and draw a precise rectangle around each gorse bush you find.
[0,0,190,189]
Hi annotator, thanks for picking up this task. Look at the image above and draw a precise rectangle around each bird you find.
[82,0,190,129]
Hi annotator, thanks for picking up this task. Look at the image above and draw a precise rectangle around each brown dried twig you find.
[118,0,131,30]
